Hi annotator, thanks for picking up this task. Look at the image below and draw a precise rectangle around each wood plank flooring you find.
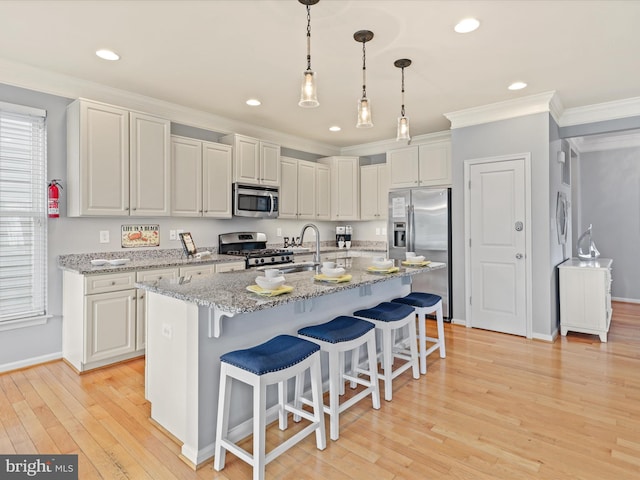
[2,301,640,479]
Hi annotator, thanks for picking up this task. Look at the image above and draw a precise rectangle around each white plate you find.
[90,259,109,266]
[108,258,130,266]
[372,259,394,269]
[321,267,346,278]
[405,255,425,263]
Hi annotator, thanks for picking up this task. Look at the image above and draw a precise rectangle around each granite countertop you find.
[136,257,445,315]
[57,242,386,275]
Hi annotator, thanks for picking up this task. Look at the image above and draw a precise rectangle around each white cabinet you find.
[215,261,246,273]
[171,136,232,218]
[280,157,330,220]
[318,156,360,220]
[179,264,216,277]
[67,99,170,217]
[220,133,280,186]
[360,164,389,220]
[63,270,140,372]
[387,141,451,188]
[559,258,613,342]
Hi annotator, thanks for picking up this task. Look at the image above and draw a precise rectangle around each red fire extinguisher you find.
[48,179,63,218]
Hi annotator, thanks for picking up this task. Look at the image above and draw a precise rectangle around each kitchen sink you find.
[257,262,319,274]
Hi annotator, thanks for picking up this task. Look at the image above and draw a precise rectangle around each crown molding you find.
[559,96,640,127]
[444,91,561,129]
[571,130,640,153]
[341,130,451,156]
[0,58,340,156]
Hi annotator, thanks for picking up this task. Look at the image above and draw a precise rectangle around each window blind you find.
[0,102,47,323]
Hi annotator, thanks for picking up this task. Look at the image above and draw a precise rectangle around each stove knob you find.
[271,257,276,263]
[259,258,265,263]
[253,259,260,266]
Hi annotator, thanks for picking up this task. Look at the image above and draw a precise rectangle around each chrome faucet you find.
[299,223,321,264]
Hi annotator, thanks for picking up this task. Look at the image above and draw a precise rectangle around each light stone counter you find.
[140,256,443,468]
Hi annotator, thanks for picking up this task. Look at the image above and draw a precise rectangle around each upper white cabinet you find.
[280,157,330,220]
[171,135,232,218]
[318,156,360,220]
[360,164,389,220]
[67,99,170,217]
[387,141,451,188]
[220,133,280,186]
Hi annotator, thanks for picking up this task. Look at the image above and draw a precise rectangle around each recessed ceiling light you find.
[508,82,528,91]
[246,99,261,106]
[454,18,480,33]
[329,126,341,132]
[96,49,120,61]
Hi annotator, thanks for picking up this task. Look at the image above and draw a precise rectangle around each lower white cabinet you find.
[559,258,613,342]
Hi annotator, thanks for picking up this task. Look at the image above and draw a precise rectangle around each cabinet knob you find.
[140,294,144,299]
[111,281,116,285]
[157,276,163,280]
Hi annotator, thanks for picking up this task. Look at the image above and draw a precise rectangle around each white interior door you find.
[469,158,527,336]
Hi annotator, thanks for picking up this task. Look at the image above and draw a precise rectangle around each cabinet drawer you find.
[136,268,179,283]
[179,264,215,277]
[216,262,245,273]
[85,272,136,294]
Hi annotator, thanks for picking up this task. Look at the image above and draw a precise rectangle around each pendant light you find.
[394,58,411,141]
[298,0,320,108]
[354,30,374,128]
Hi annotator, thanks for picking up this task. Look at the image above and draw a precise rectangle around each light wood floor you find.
[2,301,640,479]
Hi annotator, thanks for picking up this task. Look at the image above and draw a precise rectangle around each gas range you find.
[218,232,293,268]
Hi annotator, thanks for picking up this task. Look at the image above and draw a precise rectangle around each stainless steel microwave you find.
[233,183,279,218]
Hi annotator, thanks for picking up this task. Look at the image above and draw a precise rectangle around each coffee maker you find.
[335,225,353,247]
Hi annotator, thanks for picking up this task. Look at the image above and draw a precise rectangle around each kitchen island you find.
[137,257,444,467]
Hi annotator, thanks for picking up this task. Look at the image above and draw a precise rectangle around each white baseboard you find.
[450,317,467,326]
[0,352,62,374]
[612,296,640,304]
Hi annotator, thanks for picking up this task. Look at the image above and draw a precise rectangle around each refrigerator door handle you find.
[407,204,415,252]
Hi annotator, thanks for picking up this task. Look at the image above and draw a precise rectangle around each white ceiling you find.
[1,0,639,148]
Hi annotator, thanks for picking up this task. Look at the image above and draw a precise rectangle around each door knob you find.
[515,253,523,259]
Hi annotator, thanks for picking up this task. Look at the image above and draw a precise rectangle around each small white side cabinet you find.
[360,163,389,220]
[220,133,280,186]
[387,141,451,188]
[559,258,613,342]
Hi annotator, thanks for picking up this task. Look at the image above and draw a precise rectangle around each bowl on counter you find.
[255,275,286,291]
[371,258,394,269]
[321,267,346,278]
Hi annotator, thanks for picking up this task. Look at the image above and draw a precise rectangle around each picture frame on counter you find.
[179,232,197,257]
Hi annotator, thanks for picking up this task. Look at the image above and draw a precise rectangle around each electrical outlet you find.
[381,227,387,236]
[169,230,177,240]
[161,323,172,339]
[99,230,109,243]
[375,228,381,236]
[276,228,282,237]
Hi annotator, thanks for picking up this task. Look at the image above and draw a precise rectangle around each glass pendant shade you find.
[299,70,319,107]
[357,97,373,128]
[396,116,410,140]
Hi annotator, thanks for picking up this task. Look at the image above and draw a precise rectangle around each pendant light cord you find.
[306,4,312,71]
[361,40,367,99]
[400,66,406,117]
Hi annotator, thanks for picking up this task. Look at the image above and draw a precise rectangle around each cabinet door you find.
[387,146,419,188]
[334,157,359,220]
[79,101,130,215]
[215,262,246,273]
[260,142,281,186]
[360,164,379,220]
[130,112,171,216]
[297,160,316,219]
[85,290,136,364]
[315,163,331,221]
[234,135,260,184]
[377,164,389,219]
[279,157,299,219]
[203,141,232,218]
[418,142,451,186]
[179,265,216,277]
[171,136,203,216]
[136,268,178,351]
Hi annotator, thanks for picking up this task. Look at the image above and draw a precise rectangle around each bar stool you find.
[392,292,446,375]
[297,316,381,440]
[214,335,326,480]
[353,302,420,401]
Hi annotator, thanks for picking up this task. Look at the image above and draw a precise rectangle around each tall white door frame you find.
[464,153,533,338]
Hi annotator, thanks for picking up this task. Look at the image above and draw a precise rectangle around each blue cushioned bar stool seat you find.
[392,292,446,375]
[353,302,420,401]
[297,316,380,440]
[214,335,326,480]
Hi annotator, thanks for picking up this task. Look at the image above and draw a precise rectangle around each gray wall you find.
[451,112,557,338]
[579,146,640,301]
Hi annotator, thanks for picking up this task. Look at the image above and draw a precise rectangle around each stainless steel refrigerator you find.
[388,187,452,319]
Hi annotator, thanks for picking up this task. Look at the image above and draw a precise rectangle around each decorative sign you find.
[121,224,160,248]
[179,232,198,256]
